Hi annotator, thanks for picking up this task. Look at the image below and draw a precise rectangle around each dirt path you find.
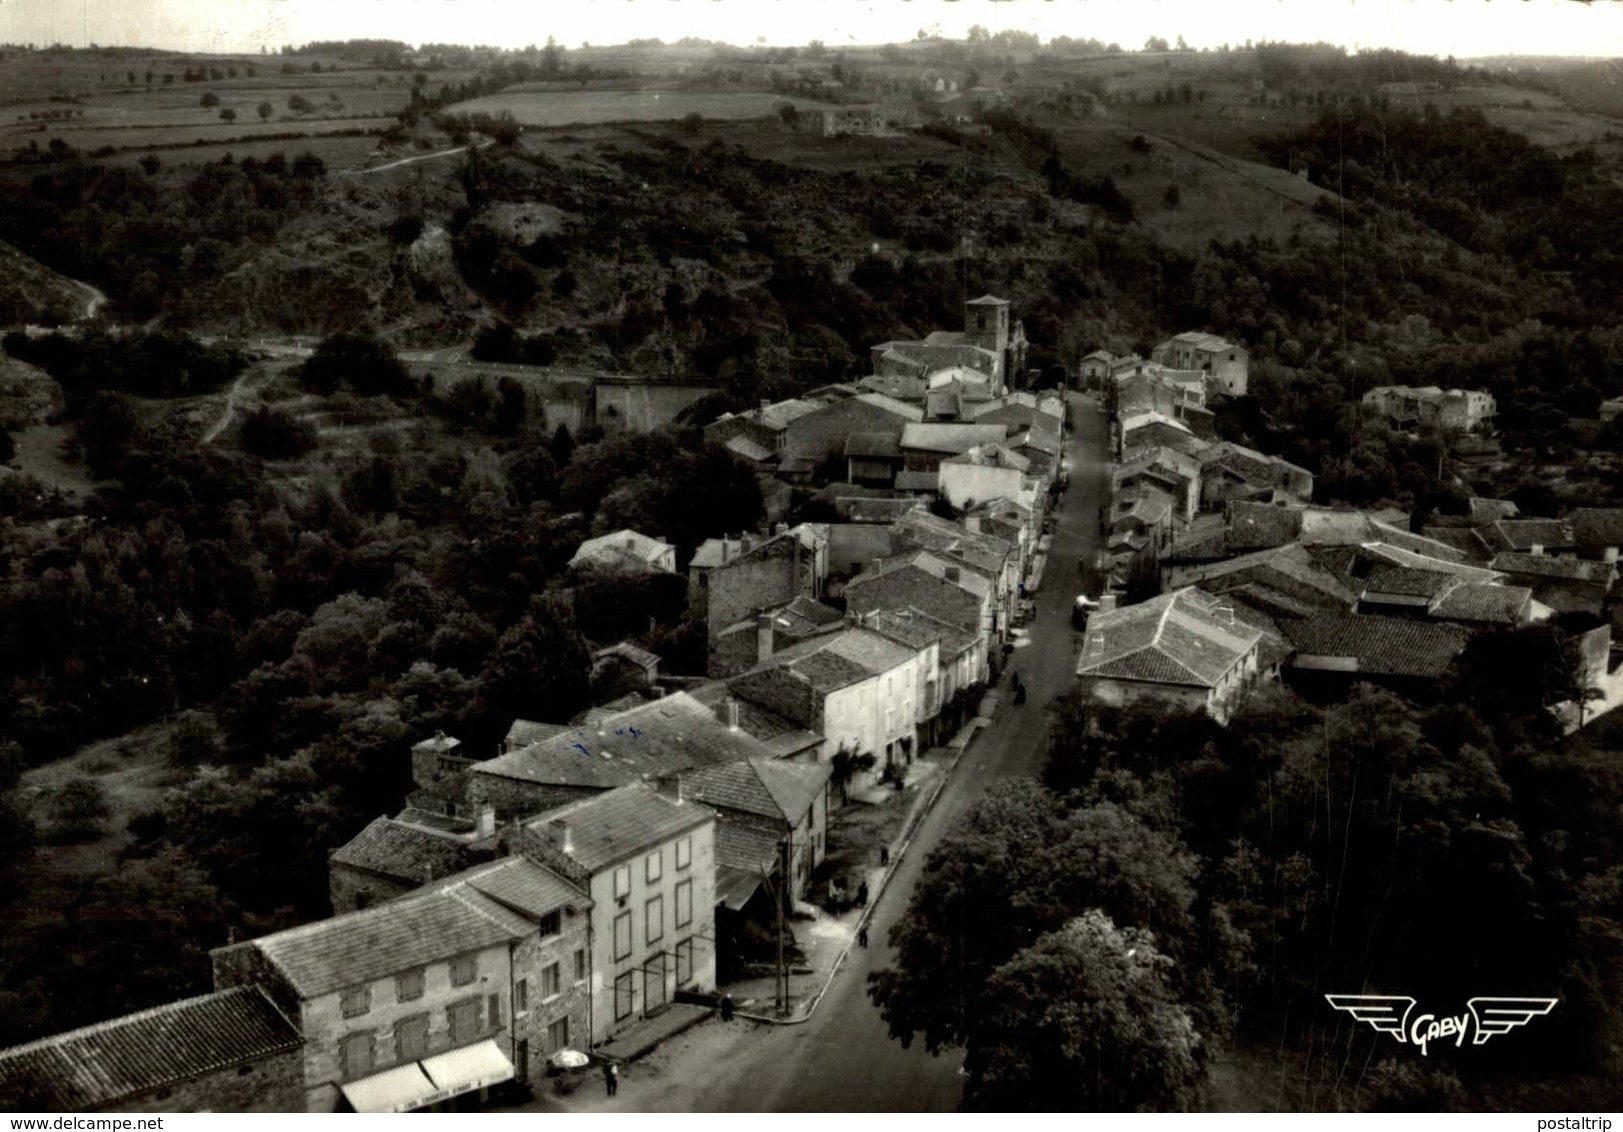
[202,369,254,444]
[76,280,107,321]
[346,136,493,176]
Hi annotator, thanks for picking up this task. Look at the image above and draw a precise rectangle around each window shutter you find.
[489,993,500,1028]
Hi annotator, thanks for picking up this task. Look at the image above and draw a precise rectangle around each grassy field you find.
[450,87,824,127]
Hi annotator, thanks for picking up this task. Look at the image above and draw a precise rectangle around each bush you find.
[49,778,112,842]
[240,406,318,459]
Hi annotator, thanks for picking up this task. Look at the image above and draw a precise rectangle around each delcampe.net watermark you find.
[1324,994,1558,1058]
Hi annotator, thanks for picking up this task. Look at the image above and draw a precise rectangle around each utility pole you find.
[776,836,790,1017]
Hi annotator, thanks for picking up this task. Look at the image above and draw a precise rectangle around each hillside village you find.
[2,23,1623,1117]
[5,270,1621,1110]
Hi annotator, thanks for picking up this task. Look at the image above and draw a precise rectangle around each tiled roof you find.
[844,563,983,633]
[769,641,881,691]
[1351,543,1504,581]
[894,470,940,492]
[1429,582,1531,624]
[1488,552,1615,583]
[893,509,1013,567]
[1168,331,1236,352]
[1280,613,1469,678]
[1172,543,1356,609]
[846,432,902,458]
[1361,565,1459,599]
[724,435,774,463]
[868,604,978,657]
[685,680,821,746]
[1076,587,1263,687]
[593,642,662,670]
[446,856,590,921]
[570,529,672,568]
[1479,519,1576,553]
[759,399,821,430]
[941,443,1031,472]
[0,988,301,1110]
[681,759,831,823]
[852,392,926,421]
[1468,497,1520,521]
[713,820,781,875]
[1566,507,1623,550]
[1418,526,1494,562]
[526,783,713,874]
[858,374,928,401]
[477,692,771,790]
[900,422,1008,454]
[330,817,484,884]
[246,885,533,999]
[1226,501,1303,550]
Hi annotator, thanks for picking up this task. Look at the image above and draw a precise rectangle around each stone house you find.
[1075,587,1266,723]
[1196,442,1314,509]
[465,692,774,821]
[842,559,990,684]
[1152,332,1249,396]
[516,783,716,1047]
[779,394,922,482]
[872,295,1027,386]
[590,642,662,692]
[1279,612,1471,692]
[0,987,303,1113]
[937,444,1038,514]
[1487,552,1615,618]
[845,431,906,487]
[703,399,821,461]
[213,858,590,1112]
[1115,446,1202,523]
[860,606,952,746]
[892,509,1018,636]
[328,810,499,914]
[728,626,924,774]
[898,421,1011,474]
[1362,386,1496,433]
[680,758,833,903]
[567,529,676,574]
[694,524,829,674]
[708,594,846,682]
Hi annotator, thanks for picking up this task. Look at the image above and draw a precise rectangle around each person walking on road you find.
[603,1060,618,1096]
[858,923,869,948]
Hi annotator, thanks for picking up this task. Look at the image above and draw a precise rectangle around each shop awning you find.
[420,1038,514,1100]
[339,1063,437,1114]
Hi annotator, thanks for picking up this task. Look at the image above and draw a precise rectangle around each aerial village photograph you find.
[0,0,1619,1119]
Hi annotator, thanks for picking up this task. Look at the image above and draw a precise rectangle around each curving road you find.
[628,392,1112,1111]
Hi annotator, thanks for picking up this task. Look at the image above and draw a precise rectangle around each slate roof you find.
[330,817,485,884]
[1172,543,1357,609]
[844,563,983,633]
[1468,497,1520,521]
[1418,526,1494,561]
[724,435,774,463]
[245,885,534,999]
[0,987,302,1110]
[775,627,916,681]
[852,392,926,421]
[858,373,928,401]
[569,529,673,570]
[476,692,771,790]
[758,399,822,430]
[1280,613,1469,678]
[1168,331,1237,352]
[1488,552,1615,583]
[526,783,713,874]
[713,821,781,876]
[680,759,832,824]
[1076,588,1264,688]
[593,642,661,670]
[1565,508,1623,550]
[1226,501,1304,550]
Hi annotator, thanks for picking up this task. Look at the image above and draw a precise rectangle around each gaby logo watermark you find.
[1324,995,1558,1057]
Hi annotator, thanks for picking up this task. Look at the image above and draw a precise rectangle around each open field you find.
[450,87,825,126]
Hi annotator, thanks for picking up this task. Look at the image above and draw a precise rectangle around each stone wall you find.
[116,1048,304,1113]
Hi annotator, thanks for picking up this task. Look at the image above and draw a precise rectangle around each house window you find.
[614,911,633,961]
[448,998,481,1044]
[547,1016,569,1053]
[675,938,695,986]
[450,956,477,987]
[489,993,501,1029]
[542,961,561,1000]
[676,835,691,871]
[538,910,561,937]
[614,865,631,901]
[341,1031,375,1079]
[646,895,664,945]
[396,970,424,1003]
[613,971,635,1021]
[675,879,692,929]
[516,979,529,1015]
[574,948,587,983]
[341,985,371,1019]
[646,850,662,884]
[395,1014,429,1062]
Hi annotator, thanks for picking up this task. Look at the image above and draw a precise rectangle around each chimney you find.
[965,515,982,534]
[741,533,753,554]
[652,773,683,804]
[476,804,496,840]
[551,819,574,856]
[775,522,789,537]
[720,536,730,564]
[716,695,742,729]
[624,536,635,549]
[760,399,771,413]
[945,565,961,583]
[757,613,775,664]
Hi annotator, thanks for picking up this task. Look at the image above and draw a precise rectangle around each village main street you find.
[545,391,1112,1112]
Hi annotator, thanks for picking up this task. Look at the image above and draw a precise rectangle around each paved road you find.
[658,392,1111,1111]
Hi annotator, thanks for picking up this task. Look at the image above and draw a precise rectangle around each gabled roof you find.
[1418,526,1494,562]
[1121,410,1193,436]
[330,817,487,885]
[1468,496,1520,522]
[1225,501,1304,550]
[1172,542,1357,609]
[1280,613,1469,678]
[1428,582,1532,624]
[1488,552,1615,583]
[895,470,940,493]
[941,443,1031,472]
[724,435,774,464]
[900,422,1009,454]
[966,293,1010,306]
[684,680,824,756]
[858,373,928,401]
[0,987,302,1110]
[681,759,832,824]
[772,626,917,680]
[852,392,926,421]
[441,855,591,921]
[1360,565,1459,600]
[844,562,983,632]
[526,783,713,874]
[1076,587,1263,688]
[1477,519,1577,553]
[476,692,771,790]
[569,529,673,570]
[593,641,661,670]
[759,399,822,430]
[506,719,571,748]
[242,884,534,999]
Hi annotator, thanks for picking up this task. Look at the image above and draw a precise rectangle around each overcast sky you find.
[2,0,1619,59]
